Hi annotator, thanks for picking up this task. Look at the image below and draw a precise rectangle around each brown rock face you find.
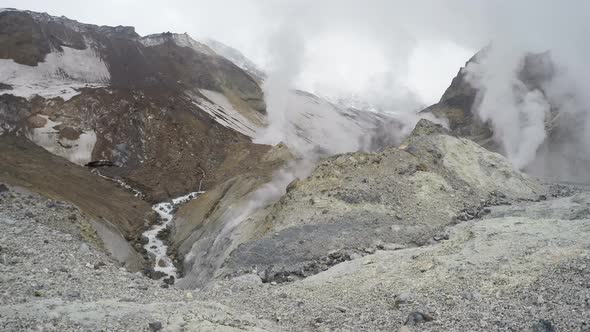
[19,88,270,201]
[0,11,52,65]
[419,51,495,149]
[0,10,270,200]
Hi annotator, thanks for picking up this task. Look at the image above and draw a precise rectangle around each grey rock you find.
[1,218,17,226]
[140,235,150,245]
[148,321,163,331]
[79,243,91,255]
[349,253,362,260]
[335,305,348,313]
[364,247,376,254]
[531,320,556,332]
[404,311,434,326]
[397,293,414,303]
[163,276,175,285]
[461,291,479,301]
[232,273,263,286]
[382,243,407,251]
[63,290,81,300]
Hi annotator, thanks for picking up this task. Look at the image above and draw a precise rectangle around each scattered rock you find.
[433,234,449,241]
[0,184,9,192]
[532,320,556,332]
[143,268,167,280]
[63,290,81,300]
[382,243,407,251]
[148,321,163,331]
[94,261,106,269]
[404,311,434,326]
[232,273,263,286]
[396,293,414,304]
[335,305,348,313]
[163,276,175,285]
[140,235,150,245]
[461,291,479,301]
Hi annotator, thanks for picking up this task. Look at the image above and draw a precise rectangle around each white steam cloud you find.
[458,1,590,181]
[464,47,551,169]
[255,22,305,146]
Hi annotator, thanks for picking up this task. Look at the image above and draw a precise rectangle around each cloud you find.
[3,0,478,106]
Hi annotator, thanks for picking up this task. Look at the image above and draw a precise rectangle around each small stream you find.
[90,169,204,279]
[144,191,205,279]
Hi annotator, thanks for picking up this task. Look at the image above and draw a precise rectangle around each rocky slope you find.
[2,139,588,331]
[171,120,545,288]
[0,184,278,331]
[0,135,154,271]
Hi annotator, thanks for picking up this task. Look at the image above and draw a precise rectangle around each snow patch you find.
[0,8,19,13]
[26,115,97,165]
[144,191,205,279]
[0,45,110,101]
[189,89,261,137]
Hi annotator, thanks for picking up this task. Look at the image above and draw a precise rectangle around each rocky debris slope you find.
[0,185,277,331]
[168,143,297,288]
[219,120,544,283]
[171,119,544,288]
[3,179,587,331]
[1,132,588,331]
[0,135,155,271]
[204,187,589,332]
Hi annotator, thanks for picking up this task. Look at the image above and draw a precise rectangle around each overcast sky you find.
[2,1,494,107]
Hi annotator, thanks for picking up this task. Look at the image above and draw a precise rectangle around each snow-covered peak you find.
[140,33,216,56]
